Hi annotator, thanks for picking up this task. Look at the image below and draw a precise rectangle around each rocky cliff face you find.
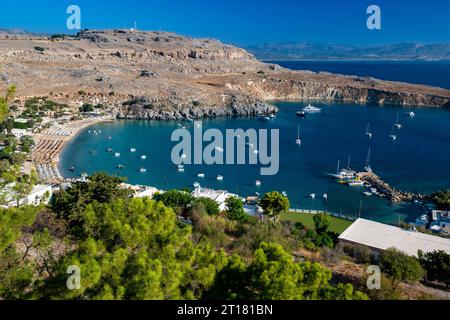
[1,29,449,119]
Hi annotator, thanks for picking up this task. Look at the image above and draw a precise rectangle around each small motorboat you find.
[296,111,306,118]
[139,168,147,173]
[255,180,262,187]
[69,166,75,172]
[181,153,187,159]
[408,112,415,118]
[107,148,114,153]
[197,173,205,178]
[130,148,137,153]
[217,175,224,181]
[348,180,365,187]
[114,152,121,158]
[363,191,372,196]
[141,155,147,160]
[193,182,200,188]
[282,191,288,197]
[117,164,125,169]
[177,165,185,172]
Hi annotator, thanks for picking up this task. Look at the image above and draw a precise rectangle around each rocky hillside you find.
[1,29,449,119]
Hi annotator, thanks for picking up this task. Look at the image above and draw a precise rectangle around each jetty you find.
[357,171,423,203]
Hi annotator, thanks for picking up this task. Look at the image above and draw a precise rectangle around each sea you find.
[60,61,450,224]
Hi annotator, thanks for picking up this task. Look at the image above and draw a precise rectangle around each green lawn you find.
[280,212,353,234]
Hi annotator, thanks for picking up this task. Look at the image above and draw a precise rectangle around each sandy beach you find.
[31,116,114,183]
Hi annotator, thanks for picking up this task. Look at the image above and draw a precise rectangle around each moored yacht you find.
[217,175,224,181]
[303,104,322,113]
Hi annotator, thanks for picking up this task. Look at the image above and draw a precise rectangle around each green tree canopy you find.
[418,250,450,287]
[260,192,290,221]
[225,197,248,223]
[380,248,425,287]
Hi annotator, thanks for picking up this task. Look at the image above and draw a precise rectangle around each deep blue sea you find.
[269,61,450,90]
[60,61,450,224]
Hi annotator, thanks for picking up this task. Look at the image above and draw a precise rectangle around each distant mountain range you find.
[245,42,450,61]
[0,28,46,37]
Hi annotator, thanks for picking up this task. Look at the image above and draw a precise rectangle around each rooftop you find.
[339,218,450,256]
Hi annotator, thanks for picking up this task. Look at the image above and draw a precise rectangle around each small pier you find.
[357,171,423,203]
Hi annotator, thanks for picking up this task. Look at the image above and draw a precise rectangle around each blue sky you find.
[1,0,450,45]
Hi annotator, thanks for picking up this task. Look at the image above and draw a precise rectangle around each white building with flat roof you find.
[339,218,450,257]
[192,186,239,211]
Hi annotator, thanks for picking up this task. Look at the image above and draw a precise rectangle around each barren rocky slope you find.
[1,29,449,119]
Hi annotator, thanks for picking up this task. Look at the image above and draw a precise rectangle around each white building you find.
[10,128,28,139]
[192,186,239,211]
[339,218,450,257]
[2,184,53,208]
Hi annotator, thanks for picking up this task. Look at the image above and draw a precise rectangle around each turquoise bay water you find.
[60,102,450,224]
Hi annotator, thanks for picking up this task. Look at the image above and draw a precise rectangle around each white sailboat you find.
[389,125,397,141]
[365,123,373,139]
[394,112,402,129]
[364,147,372,173]
[296,125,302,146]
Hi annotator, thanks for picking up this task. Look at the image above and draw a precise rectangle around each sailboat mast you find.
[336,160,340,174]
[347,155,351,170]
[366,147,371,167]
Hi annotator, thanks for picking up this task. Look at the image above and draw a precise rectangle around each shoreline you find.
[31,115,114,183]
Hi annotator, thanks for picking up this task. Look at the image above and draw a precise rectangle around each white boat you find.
[130,148,137,153]
[348,180,365,187]
[141,155,147,160]
[323,193,328,200]
[253,149,259,154]
[296,125,302,146]
[303,104,322,113]
[394,112,402,129]
[217,175,224,181]
[363,191,372,196]
[185,118,194,122]
[282,191,288,197]
[408,112,415,118]
[389,126,397,141]
[255,180,262,186]
[364,147,373,173]
[246,143,254,149]
[365,123,373,139]
[310,193,316,199]
[257,114,271,121]
[270,114,277,119]
[197,173,205,178]
[193,182,200,188]
[215,147,224,153]
[181,153,187,159]
[177,165,185,172]
[108,136,112,140]
[139,168,147,173]
[114,152,121,158]
[370,188,378,193]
